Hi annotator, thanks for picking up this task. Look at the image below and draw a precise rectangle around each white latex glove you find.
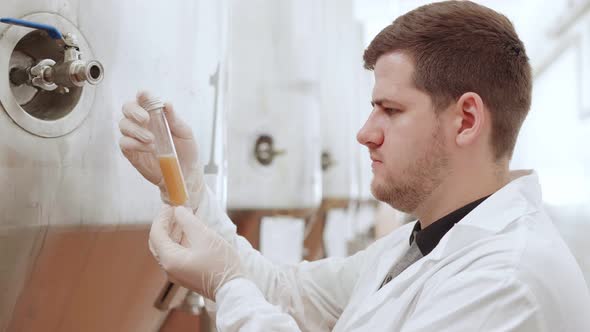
[119,91,204,206]
[149,205,243,300]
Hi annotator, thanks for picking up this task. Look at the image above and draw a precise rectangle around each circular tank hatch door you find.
[0,13,101,137]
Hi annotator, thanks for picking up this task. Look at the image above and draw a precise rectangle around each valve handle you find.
[0,17,63,40]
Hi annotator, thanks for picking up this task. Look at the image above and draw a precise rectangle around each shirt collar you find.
[409,195,490,256]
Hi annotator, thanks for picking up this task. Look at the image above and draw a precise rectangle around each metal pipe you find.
[548,0,590,37]
[46,60,104,88]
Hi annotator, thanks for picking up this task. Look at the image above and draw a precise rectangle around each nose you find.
[357,111,383,148]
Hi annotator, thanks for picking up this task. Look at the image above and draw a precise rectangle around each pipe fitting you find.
[47,59,104,88]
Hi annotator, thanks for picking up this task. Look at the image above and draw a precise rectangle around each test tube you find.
[140,98,189,206]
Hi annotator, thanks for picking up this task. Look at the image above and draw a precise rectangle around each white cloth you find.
[200,171,590,331]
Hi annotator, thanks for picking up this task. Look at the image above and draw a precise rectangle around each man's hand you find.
[119,91,204,204]
[149,205,243,300]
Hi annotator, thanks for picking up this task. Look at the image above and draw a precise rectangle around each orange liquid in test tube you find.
[158,155,189,206]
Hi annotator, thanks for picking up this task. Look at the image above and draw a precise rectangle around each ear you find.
[453,92,486,148]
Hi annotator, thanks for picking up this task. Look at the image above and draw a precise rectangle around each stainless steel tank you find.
[225,0,323,214]
[0,1,228,331]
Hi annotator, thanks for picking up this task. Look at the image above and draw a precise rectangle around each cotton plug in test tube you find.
[140,98,189,206]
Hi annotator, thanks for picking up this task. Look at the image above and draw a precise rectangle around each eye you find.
[384,107,400,114]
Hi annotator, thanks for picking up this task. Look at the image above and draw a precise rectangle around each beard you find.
[371,124,449,213]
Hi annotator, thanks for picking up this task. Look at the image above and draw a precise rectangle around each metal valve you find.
[29,59,58,91]
[254,134,286,166]
[321,150,336,171]
[1,17,104,93]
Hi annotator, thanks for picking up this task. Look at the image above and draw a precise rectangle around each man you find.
[119,1,590,331]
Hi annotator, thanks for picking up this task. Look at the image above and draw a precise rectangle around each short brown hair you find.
[363,1,532,160]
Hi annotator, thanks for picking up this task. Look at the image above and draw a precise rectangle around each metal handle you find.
[0,17,63,40]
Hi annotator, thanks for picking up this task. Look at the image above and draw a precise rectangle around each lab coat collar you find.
[428,169,540,260]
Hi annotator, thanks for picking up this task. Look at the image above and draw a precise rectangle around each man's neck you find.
[414,165,510,229]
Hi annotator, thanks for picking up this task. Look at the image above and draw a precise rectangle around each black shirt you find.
[409,195,490,256]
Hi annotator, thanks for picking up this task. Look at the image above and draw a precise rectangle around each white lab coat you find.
[194,171,590,331]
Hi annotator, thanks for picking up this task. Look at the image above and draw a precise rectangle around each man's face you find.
[357,52,450,213]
